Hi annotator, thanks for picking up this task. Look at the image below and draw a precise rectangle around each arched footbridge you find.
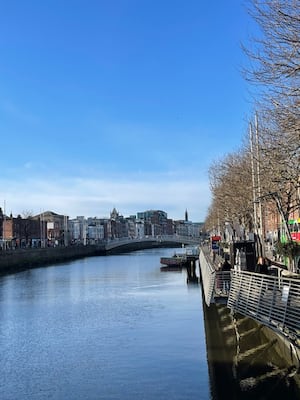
[104,235,200,252]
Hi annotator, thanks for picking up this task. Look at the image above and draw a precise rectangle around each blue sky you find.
[0,0,256,222]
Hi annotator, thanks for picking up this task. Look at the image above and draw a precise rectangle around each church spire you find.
[185,209,188,222]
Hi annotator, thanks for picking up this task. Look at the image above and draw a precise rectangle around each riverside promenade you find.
[199,244,300,398]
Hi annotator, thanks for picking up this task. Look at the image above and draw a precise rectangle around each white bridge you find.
[104,235,200,251]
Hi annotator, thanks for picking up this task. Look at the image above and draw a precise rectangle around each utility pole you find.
[249,123,258,234]
[40,210,45,248]
[249,119,263,257]
[3,200,6,251]
[255,114,264,256]
[64,215,68,246]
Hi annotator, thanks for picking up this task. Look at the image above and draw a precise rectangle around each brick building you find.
[0,212,44,249]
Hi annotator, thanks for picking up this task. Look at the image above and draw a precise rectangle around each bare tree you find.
[243,0,300,185]
[243,0,300,102]
[242,0,300,269]
[205,1,299,270]
[207,147,254,240]
[22,210,34,219]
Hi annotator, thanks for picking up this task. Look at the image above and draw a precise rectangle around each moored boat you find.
[160,254,187,267]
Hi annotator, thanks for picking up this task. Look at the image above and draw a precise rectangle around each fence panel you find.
[228,270,300,348]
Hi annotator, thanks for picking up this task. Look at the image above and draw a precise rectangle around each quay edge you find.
[0,240,182,276]
[0,245,106,276]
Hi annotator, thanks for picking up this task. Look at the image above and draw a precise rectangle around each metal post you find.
[255,115,264,256]
[3,200,6,251]
[249,123,258,236]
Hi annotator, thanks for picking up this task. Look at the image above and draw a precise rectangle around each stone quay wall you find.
[0,245,106,276]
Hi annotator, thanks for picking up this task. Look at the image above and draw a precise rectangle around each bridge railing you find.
[199,248,216,306]
[227,270,300,348]
[105,235,200,250]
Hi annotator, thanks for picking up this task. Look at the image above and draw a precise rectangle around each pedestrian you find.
[221,258,231,293]
[221,258,231,271]
[255,256,269,275]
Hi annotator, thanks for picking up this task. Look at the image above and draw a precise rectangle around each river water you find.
[0,248,211,400]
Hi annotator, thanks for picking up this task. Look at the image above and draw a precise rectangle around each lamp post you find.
[249,115,265,257]
[3,200,6,251]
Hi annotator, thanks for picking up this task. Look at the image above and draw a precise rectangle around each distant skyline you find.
[0,1,257,222]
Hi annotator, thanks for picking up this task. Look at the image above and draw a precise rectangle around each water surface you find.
[0,248,210,399]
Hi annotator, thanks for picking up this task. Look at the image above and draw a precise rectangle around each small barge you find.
[160,254,187,268]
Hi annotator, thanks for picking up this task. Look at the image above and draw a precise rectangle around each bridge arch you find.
[104,235,200,253]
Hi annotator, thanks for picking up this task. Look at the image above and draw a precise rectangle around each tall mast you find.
[249,122,257,236]
[255,114,264,256]
[3,200,6,251]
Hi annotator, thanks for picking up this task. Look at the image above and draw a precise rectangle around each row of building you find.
[0,208,203,249]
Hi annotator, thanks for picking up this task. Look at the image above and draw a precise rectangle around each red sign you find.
[291,232,300,242]
[211,235,221,242]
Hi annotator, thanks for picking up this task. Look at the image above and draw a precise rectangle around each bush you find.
[275,240,299,259]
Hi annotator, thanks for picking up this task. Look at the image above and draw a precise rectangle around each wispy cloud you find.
[0,172,210,222]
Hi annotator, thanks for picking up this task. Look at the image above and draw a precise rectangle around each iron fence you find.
[199,249,215,306]
[227,269,300,348]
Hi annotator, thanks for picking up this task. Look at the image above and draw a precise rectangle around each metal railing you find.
[105,235,200,250]
[227,270,300,348]
[199,247,232,306]
[199,246,300,348]
[214,271,232,296]
[199,249,216,306]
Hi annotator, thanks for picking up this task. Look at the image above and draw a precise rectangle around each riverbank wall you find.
[202,299,300,399]
[0,241,180,276]
[0,245,106,276]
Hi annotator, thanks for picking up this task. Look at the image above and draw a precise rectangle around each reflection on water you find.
[0,248,210,400]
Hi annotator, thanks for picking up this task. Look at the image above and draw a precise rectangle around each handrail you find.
[215,271,231,296]
[105,235,199,250]
[227,270,300,348]
[200,246,233,305]
[199,249,216,306]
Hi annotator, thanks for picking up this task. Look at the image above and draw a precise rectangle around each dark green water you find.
[0,248,210,399]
